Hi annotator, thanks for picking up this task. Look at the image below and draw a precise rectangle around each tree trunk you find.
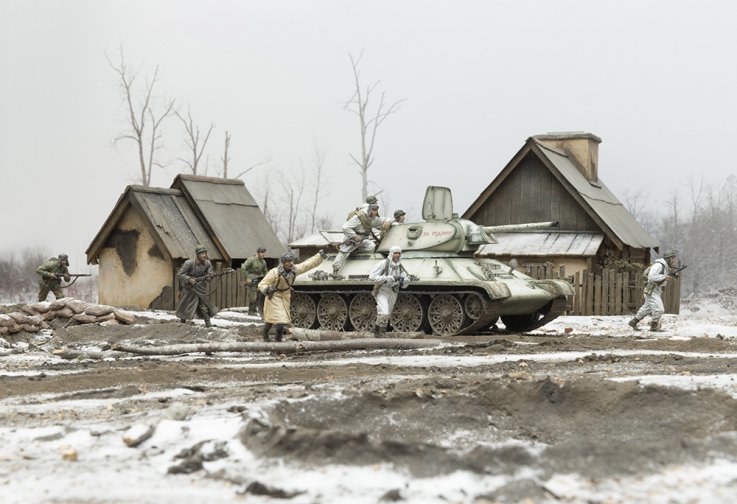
[114,338,441,356]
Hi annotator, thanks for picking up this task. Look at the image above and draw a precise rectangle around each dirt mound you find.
[253,376,737,478]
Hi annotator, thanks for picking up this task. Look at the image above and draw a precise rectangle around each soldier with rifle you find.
[258,250,326,342]
[35,253,90,301]
[176,245,222,328]
[332,203,384,277]
[239,246,268,317]
[629,250,686,332]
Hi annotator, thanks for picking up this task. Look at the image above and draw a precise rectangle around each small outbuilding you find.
[463,132,658,277]
[86,174,285,310]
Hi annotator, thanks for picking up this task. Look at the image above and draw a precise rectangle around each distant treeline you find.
[635,175,737,296]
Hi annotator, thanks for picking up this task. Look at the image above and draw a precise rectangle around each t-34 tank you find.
[291,186,573,335]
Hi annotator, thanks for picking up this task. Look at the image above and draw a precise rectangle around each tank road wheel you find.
[390,294,425,333]
[428,294,466,336]
[501,313,540,333]
[349,293,377,332]
[317,293,349,331]
[464,293,484,320]
[291,293,317,329]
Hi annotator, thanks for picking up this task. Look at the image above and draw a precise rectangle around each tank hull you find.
[291,252,573,335]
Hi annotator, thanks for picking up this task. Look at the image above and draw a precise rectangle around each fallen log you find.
[114,338,442,356]
[53,349,130,360]
[288,327,426,341]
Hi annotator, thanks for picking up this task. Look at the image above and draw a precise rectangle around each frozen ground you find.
[2,302,737,503]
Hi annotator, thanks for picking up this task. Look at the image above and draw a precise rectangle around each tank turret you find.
[290,186,573,336]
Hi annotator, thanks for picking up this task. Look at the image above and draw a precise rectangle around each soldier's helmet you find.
[393,209,406,219]
[257,247,266,253]
[663,250,677,258]
[366,195,378,205]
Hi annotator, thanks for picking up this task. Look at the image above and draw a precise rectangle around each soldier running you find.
[368,245,411,337]
[629,250,679,332]
[176,245,218,328]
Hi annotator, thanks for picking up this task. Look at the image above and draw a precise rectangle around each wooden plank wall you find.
[524,263,681,315]
[211,269,246,309]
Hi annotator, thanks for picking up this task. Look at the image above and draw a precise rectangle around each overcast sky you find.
[1,0,736,270]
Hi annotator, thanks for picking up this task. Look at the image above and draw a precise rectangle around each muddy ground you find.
[2,309,737,503]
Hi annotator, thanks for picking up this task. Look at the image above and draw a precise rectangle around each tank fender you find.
[479,282,512,300]
[532,279,574,297]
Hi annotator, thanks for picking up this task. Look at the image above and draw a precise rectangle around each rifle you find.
[183,268,235,289]
[54,273,92,288]
[670,265,687,278]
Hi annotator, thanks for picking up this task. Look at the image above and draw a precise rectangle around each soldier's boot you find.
[203,315,212,328]
[372,324,381,338]
[262,323,273,342]
[275,324,286,342]
[650,321,664,332]
[248,303,257,316]
[179,318,187,324]
[379,325,387,338]
[628,317,640,330]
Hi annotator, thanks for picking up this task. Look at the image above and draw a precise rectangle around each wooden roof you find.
[87,175,285,264]
[462,136,658,250]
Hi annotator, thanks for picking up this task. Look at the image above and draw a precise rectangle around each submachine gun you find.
[670,265,687,278]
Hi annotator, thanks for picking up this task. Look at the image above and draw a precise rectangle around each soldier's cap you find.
[368,203,380,211]
[195,245,207,255]
[257,247,266,253]
[393,209,406,219]
[389,245,402,254]
[663,250,677,258]
[58,253,68,260]
[366,195,378,204]
[280,253,296,263]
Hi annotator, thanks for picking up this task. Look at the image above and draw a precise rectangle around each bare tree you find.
[108,49,176,186]
[344,51,406,201]
[279,166,307,243]
[310,146,328,233]
[176,106,214,175]
[221,131,231,177]
[233,156,271,179]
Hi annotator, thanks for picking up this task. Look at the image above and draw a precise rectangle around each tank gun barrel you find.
[483,220,559,233]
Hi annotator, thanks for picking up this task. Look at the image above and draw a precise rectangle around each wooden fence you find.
[206,264,682,315]
[525,263,681,315]
[210,269,247,309]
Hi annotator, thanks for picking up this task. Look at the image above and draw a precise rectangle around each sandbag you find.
[43,310,59,321]
[30,302,51,314]
[56,307,75,319]
[72,313,97,324]
[0,315,14,327]
[113,310,136,325]
[66,300,89,314]
[22,324,40,333]
[27,315,44,327]
[21,305,38,316]
[7,312,30,324]
[49,297,73,311]
[100,319,120,327]
[96,312,116,322]
[8,325,23,334]
[85,305,115,317]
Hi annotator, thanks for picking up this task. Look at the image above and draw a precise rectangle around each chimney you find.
[534,132,602,182]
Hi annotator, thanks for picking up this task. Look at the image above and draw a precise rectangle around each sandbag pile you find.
[0,297,136,335]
